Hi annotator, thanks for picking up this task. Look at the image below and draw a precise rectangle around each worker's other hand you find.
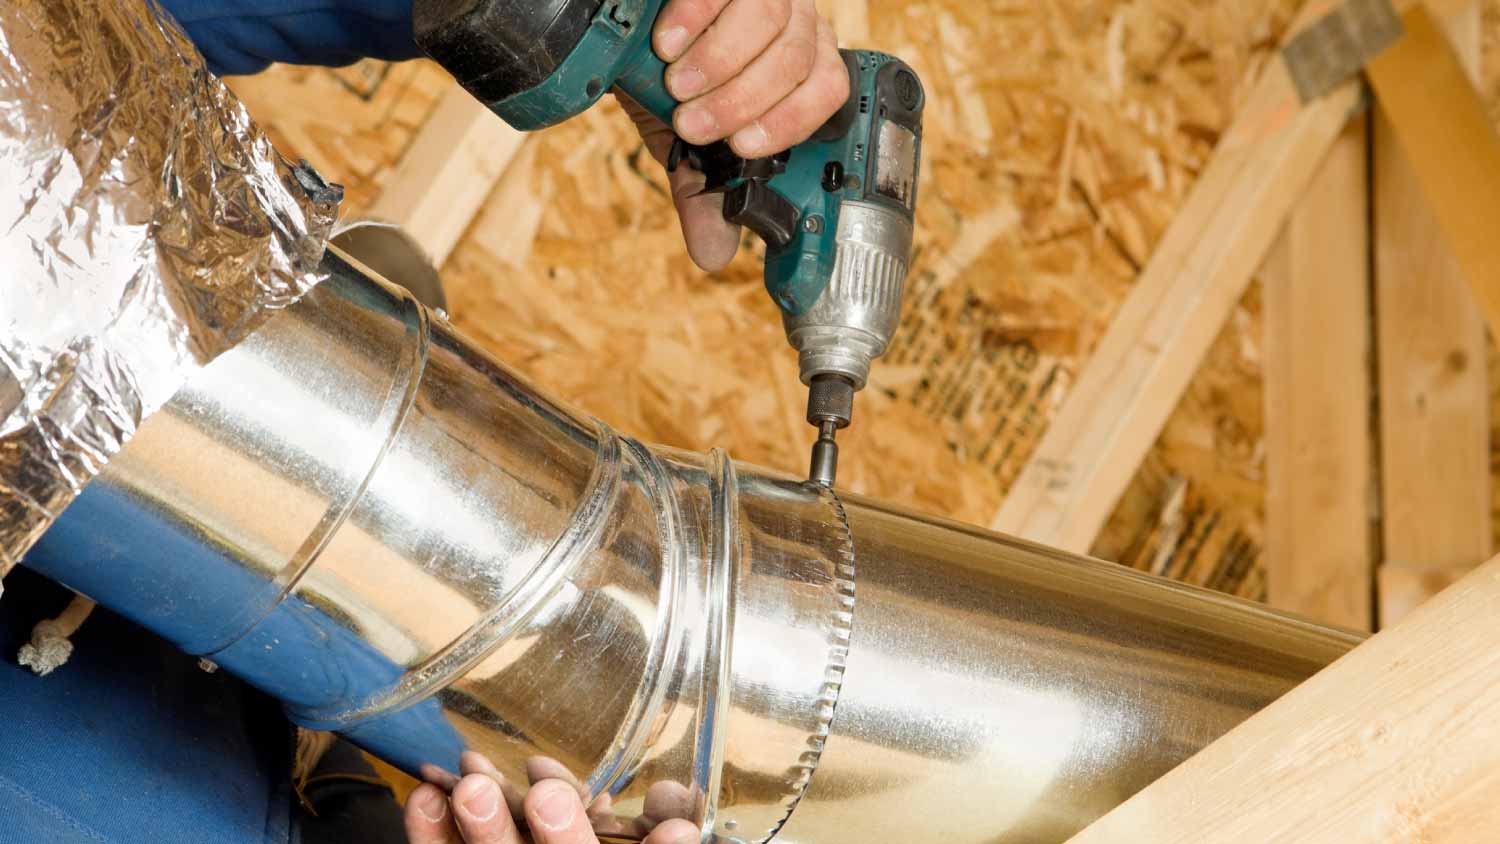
[404,751,699,844]
[620,0,850,272]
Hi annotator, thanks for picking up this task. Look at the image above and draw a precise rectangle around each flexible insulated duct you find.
[25,251,1360,844]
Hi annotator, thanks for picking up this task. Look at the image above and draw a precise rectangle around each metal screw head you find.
[803,215,824,234]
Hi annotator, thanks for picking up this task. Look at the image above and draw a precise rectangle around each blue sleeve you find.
[156,1,422,76]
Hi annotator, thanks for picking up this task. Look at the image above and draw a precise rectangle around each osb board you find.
[1091,284,1268,599]
[227,0,1306,597]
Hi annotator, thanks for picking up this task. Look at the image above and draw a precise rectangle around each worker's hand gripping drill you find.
[614,0,856,274]
[415,0,925,487]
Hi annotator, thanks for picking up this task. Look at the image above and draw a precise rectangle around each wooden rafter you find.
[1066,553,1500,843]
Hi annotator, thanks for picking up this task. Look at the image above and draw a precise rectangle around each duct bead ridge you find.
[292,422,627,730]
[763,484,857,844]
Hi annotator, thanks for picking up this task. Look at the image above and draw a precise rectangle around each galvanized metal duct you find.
[25,251,1360,844]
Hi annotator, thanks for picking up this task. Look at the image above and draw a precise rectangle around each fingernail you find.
[459,778,500,822]
[531,783,577,831]
[671,829,698,844]
[732,122,768,156]
[676,107,716,142]
[415,788,447,824]
[657,25,689,60]
[668,65,705,99]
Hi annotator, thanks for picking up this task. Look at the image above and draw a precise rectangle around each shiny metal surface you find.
[777,499,1354,843]
[807,420,840,487]
[0,0,337,565]
[782,200,913,391]
[331,220,448,311]
[30,251,1361,844]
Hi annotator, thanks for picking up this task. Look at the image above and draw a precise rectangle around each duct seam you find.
[198,287,432,658]
[291,423,626,729]
[587,437,690,799]
[696,448,738,837]
[757,484,856,844]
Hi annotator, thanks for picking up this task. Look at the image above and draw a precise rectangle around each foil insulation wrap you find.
[0,0,341,565]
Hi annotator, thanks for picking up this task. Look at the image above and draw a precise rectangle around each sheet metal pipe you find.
[25,250,1360,844]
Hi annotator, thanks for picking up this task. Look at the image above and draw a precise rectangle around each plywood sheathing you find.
[226,0,1500,600]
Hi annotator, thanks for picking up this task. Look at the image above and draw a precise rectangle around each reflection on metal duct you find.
[26,251,1360,844]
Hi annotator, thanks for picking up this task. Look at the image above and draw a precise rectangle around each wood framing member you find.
[1066,555,1500,843]
[1371,2,1490,627]
[1367,3,1500,342]
[369,82,527,268]
[1263,116,1373,632]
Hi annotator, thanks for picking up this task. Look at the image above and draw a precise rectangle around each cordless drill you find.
[414,0,924,487]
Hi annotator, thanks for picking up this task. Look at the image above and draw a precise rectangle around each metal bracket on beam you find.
[1282,0,1403,103]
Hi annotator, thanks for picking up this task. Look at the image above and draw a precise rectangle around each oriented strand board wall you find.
[226,0,1500,599]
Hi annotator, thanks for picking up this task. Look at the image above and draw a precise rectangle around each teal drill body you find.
[415,0,924,485]
[467,0,920,317]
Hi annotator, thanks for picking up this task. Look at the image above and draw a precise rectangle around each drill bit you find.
[805,374,855,488]
[809,420,840,488]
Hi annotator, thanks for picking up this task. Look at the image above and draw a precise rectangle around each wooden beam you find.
[1367,3,1500,342]
[1372,3,1489,627]
[368,82,527,268]
[1262,116,1373,631]
[990,0,1364,552]
[1066,554,1500,843]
